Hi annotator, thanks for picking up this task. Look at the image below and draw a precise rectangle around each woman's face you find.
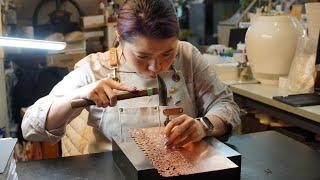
[120,36,178,79]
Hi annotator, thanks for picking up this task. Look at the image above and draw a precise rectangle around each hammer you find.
[70,75,168,108]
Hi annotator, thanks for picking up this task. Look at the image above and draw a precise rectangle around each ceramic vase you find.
[246,16,300,85]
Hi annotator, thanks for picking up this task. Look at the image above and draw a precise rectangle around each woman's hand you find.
[164,114,206,148]
[77,77,136,108]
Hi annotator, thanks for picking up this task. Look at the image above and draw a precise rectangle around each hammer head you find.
[157,75,168,106]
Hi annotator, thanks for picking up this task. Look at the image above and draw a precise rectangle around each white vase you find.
[245,16,300,85]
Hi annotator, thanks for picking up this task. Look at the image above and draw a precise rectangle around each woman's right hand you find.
[77,77,136,108]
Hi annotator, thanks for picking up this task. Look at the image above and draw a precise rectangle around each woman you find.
[22,0,240,153]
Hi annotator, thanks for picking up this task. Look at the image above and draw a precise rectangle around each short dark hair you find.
[117,0,180,42]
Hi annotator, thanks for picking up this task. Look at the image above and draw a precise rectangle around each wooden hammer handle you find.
[70,88,158,108]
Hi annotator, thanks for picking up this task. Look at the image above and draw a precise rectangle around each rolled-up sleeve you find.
[21,59,94,143]
[192,47,241,131]
[21,96,65,142]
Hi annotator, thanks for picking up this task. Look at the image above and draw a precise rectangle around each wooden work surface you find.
[229,83,320,123]
[16,131,320,180]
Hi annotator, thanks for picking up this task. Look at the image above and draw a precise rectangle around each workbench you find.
[229,83,320,134]
[17,131,320,180]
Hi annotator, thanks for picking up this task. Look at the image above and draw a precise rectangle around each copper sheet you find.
[130,127,237,177]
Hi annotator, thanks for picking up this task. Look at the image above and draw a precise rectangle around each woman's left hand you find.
[164,114,206,148]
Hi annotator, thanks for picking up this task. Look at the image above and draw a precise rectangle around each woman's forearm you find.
[46,94,84,131]
[207,115,227,137]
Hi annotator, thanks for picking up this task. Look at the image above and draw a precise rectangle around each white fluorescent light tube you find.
[0,37,66,50]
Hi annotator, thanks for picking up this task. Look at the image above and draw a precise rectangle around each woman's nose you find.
[148,58,161,73]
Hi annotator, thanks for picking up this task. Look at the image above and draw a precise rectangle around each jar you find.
[246,16,300,85]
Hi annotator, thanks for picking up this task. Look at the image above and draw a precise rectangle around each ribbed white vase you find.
[306,3,320,46]
[246,16,300,85]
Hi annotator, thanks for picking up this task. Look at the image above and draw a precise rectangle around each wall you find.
[0,60,8,135]
[0,5,9,135]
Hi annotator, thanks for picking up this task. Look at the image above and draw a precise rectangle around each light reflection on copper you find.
[130,127,236,177]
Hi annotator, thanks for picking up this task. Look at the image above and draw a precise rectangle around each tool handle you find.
[70,88,158,108]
